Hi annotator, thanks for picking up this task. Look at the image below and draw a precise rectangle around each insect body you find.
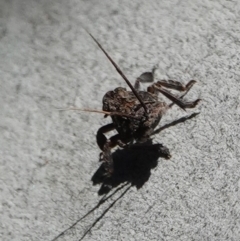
[87,32,200,176]
[102,86,166,142]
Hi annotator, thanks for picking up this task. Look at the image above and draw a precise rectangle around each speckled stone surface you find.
[1,0,239,240]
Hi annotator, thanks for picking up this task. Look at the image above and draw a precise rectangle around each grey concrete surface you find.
[1,0,240,240]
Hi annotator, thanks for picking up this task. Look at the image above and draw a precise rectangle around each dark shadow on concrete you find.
[50,113,200,241]
[92,140,167,195]
[51,183,131,241]
[152,112,200,135]
[92,112,200,195]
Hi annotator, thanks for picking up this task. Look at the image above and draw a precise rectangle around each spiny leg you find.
[153,85,201,110]
[96,123,115,175]
[97,123,132,151]
[102,134,131,176]
[97,123,115,150]
[97,124,129,176]
[154,79,196,92]
[147,79,196,95]
[135,67,198,107]
[156,79,198,108]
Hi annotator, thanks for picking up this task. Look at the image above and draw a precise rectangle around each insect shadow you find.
[51,182,131,241]
[92,139,160,194]
[50,112,199,241]
[92,112,199,195]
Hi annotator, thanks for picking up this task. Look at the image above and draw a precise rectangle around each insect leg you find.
[154,79,197,92]
[97,124,128,176]
[96,123,115,150]
[152,84,201,110]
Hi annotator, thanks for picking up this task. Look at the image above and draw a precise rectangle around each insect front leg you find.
[96,123,115,150]
[97,124,125,176]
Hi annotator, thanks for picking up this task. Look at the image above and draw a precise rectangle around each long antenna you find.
[85,30,148,114]
[57,107,142,120]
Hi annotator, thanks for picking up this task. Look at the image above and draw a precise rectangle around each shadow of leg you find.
[92,140,167,195]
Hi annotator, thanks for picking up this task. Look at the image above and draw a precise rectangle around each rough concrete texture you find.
[1,0,240,240]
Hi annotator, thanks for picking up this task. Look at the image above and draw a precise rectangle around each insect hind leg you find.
[152,83,201,110]
[154,79,197,93]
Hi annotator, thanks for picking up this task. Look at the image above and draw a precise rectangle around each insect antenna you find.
[57,107,142,120]
[85,30,148,114]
